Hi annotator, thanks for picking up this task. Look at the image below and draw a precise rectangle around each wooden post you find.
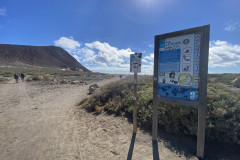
[197,102,207,158]
[152,82,159,140]
[152,35,159,140]
[133,72,137,133]
[197,25,210,159]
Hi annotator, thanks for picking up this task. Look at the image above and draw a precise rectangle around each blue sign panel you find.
[158,34,201,101]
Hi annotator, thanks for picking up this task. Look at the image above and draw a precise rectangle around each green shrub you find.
[79,77,240,145]
[80,79,133,114]
[206,83,240,144]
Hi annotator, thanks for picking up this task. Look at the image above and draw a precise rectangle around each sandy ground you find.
[1,77,199,160]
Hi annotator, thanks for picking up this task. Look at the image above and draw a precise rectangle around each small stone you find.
[111,151,119,155]
[90,84,99,88]
[71,80,80,84]
[61,79,68,84]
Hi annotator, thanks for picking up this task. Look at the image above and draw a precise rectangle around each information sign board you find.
[153,26,209,106]
[152,25,210,159]
[130,53,142,73]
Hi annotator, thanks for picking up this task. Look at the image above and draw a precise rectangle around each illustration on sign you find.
[130,53,142,73]
[158,33,201,101]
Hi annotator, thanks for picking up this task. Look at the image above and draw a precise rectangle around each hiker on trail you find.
[20,73,25,81]
[14,73,19,83]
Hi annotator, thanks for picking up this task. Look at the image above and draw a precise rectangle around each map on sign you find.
[158,33,201,101]
[130,53,142,73]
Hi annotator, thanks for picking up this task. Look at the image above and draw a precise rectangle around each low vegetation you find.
[208,73,240,84]
[0,71,13,77]
[79,74,240,145]
[0,77,9,83]
[206,83,240,144]
[0,66,113,82]
[27,74,52,81]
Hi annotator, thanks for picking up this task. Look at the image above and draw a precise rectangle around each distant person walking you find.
[14,73,19,83]
[20,73,25,81]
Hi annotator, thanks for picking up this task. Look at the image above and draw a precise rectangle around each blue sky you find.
[0,0,240,74]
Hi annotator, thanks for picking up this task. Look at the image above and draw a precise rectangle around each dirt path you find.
[0,77,117,160]
[0,77,198,160]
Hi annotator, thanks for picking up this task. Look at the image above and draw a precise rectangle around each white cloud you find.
[209,40,240,67]
[144,53,154,60]
[142,53,154,66]
[142,59,148,63]
[0,7,6,16]
[86,66,129,74]
[53,37,159,74]
[54,37,81,52]
[83,41,134,66]
[78,48,95,57]
[224,21,240,31]
[81,41,154,74]
[87,64,153,74]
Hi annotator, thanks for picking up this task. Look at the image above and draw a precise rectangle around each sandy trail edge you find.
[0,77,197,160]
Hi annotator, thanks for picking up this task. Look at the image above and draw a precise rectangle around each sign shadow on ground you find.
[127,133,160,160]
[127,133,136,160]
[152,140,160,160]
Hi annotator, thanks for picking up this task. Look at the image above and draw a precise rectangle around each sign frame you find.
[152,25,210,159]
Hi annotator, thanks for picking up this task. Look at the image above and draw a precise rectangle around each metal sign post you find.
[152,25,210,159]
[130,53,142,133]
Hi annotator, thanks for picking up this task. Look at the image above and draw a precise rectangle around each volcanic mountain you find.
[0,44,89,72]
